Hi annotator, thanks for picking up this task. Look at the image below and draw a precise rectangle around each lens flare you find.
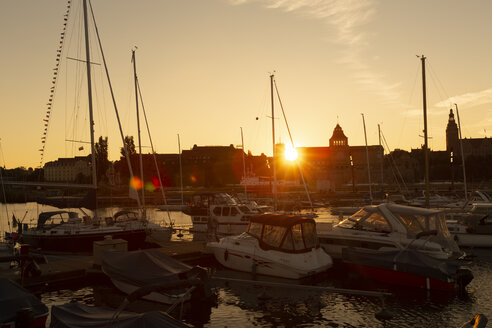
[284,145,298,161]
[130,176,143,190]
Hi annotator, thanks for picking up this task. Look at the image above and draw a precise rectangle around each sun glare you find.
[284,145,298,161]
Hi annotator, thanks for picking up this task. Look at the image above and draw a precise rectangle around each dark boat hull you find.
[21,230,147,253]
[342,248,466,292]
[345,262,455,291]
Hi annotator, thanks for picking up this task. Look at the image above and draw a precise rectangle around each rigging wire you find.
[273,77,313,211]
[88,0,142,211]
[137,78,174,227]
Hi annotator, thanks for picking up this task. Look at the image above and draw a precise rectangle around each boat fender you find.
[224,249,229,262]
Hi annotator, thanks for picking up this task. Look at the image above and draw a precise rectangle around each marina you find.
[2,1,492,327]
[1,203,492,327]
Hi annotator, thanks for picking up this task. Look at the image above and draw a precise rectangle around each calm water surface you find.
[1,203,491,327]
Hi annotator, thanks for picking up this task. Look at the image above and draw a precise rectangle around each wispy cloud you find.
[227,0,402,106]
[435,88,492,109]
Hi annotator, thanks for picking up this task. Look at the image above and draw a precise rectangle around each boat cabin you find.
[246,214,320,253]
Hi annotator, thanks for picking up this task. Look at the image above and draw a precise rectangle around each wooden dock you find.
[0,241,214,291]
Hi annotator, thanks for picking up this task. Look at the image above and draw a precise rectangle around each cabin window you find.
[263,224,286,248]
[231,207,239,216]
[213,207,221,216]
[282,231,294,250]
[292,224,305,250]
[359,212,391,233]
[338,209,368,229]
[302,222,317,248]
[222,207,230,216]
[396,214,426,235]
[248,222,262,238]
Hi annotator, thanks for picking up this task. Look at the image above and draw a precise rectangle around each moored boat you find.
[207,213,333,279]
[317,203,462,260]
[101,248,212,305]
[0,278,49,328]
[342,247,473,291]
[20,211,147,253]
[184,192,263,235]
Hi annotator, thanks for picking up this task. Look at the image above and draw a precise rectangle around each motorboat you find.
[101,248,213,305]
[342,247,473,292]
[20,210,147,253]
[317,203,462,260]
[0,278,49,328]
[206,213,333,279]
[183,192,264,235]
[50,302,190,328]
[446,206,492,247]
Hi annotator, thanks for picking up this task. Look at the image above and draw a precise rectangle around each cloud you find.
[435,88,492,108]
[226,0,402,106]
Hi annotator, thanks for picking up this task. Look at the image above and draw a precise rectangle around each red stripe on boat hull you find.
[346,263,455,292]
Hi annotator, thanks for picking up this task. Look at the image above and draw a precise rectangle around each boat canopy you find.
[246,214,319,253]
[337,203,460,253]
[37,211,79,228]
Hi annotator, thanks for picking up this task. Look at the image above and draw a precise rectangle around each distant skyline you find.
[1,0,492,168]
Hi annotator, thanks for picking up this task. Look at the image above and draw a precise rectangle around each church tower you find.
[329,124,348,148]
[446,109,459,153]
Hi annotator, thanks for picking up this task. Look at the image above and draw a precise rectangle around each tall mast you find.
[378,124,384,189]
[240,127,247,201]
[82,0,97,212]
[455,104,467,198]
[361,113,372,203]
[132,49,145,216]
[421,55,430,208]
[270,74,277,212]
[178,134,183,205]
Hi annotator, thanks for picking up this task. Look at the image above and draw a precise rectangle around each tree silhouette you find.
[95,136,109,183]
[120,136,136,158]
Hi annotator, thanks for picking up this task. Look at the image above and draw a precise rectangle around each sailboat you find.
[20,0,148,253]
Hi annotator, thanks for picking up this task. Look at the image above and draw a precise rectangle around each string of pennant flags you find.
[39,0,72,168]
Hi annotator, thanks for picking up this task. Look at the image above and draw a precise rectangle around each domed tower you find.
[446,109,459,153]
[329,124,348,148]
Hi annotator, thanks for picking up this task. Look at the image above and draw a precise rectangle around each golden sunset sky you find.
[1,0,491,168]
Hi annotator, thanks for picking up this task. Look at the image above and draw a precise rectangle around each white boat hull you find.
[207,237,332,279]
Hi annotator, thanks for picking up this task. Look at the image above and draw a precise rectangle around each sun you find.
[284,145,298,161]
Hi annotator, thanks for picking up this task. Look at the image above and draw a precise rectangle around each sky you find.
[1,0,492,169]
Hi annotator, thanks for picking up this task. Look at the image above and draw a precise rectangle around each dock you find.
[0,241,213,291]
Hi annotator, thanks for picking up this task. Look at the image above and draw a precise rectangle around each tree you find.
[120,136,136,158]
[95,136,110,183]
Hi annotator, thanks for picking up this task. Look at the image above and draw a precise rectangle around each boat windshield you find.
[393,212,451,238]
[337,209,392,233]
[247,220,318,252]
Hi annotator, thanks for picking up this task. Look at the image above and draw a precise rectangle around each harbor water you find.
[1,203,491,327]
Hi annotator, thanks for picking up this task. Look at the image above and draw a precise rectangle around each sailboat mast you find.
[455,104,467,198]
[361,113,372,203]
[132,49,145,214]
[378,124,384,189]
[270,74,277,212]
[240,127,247,201]
[82,0,97,210]
[421,55,430,208]
[178,134,183,205]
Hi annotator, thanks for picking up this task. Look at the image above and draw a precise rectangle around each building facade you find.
[44,156,91,182]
